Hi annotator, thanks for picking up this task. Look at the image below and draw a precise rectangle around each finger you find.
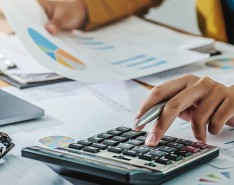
[226,117,234,127]
[190,92,224,143]
[145,84,205,146]
[46,6,66,35]
[209,99,234,135]
[179,105,196,121]
[38,0,53,18]
[136,75,199,120]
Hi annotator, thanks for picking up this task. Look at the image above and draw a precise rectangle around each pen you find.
[135,101,167,128]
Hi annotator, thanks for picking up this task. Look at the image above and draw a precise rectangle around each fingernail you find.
[197,138,207,144]
[145,132,157,146]
[133,119,140,128]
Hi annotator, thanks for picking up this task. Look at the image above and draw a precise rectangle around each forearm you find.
[83,0,163,30]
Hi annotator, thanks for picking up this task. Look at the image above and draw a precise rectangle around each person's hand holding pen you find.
[38,0,87,35]
[134,74,234,146]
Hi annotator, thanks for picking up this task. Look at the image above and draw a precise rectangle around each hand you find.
[38,0,87,35]
[135,74,234,146]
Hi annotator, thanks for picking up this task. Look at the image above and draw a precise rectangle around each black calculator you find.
[22,127,219,185]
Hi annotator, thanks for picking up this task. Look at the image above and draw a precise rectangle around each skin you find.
[38,0,87,35]
[38,1,234,146]
[135,74,234,146]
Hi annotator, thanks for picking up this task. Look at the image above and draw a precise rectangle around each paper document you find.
[0,155,72,185]
[0,35,65,84]
[0,0,211,83]
[138,42,234,86]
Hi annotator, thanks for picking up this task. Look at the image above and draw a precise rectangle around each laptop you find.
[0,89,44,125]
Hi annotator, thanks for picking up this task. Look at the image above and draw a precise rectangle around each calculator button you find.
[167,142,184,150]
[165,154,183,161]
[117,143,135,150]
[113,155,131,161]
[112,136,128,143]
[155,158,172,165]
[127,139,144,146]
[83,146,100,153]
[97,133,113,139]
[88,137,105,143]
[162,136,177,142]
[123,150,137,157]
[182,146,200,153]
[145,162,157,167]
[191,142,209,150]
[103,140,119,146]
[121,130,146,139]
[107,130,123,136]
[158,146,176,153]
[136,136,146,141]
[92,143,108,150]
[116,127,132,132]
[108,147,123,154]
[176,139,193,146]
[133,146,150,154]
[147,150,167,158]
[77,140,93,146]
[139,154,154,161]
[158,140,169,146]
[68,143,84,150]
[174,150,192,157]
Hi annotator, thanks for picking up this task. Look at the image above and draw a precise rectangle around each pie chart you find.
[205,58,234,69]
[28,28,85,70]
[39,136,75,148]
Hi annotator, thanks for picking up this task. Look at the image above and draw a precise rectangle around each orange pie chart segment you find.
[28,28,85,70]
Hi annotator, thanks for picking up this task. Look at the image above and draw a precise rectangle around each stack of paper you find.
[0,0,214,83]
[0,35,70,88]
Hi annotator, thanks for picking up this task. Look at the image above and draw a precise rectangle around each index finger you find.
[145,84,205,146]
[135,75,198,130]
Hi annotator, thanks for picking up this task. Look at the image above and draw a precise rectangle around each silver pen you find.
[135,101,167,128]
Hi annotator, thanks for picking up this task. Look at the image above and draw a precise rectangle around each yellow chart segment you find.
[56,49,84,69]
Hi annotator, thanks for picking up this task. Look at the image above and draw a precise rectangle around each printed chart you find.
[206,58,234,69]
[28,28,85,70]
[39,136,74,148]
[197,171,231,185]
[111,54,168,71]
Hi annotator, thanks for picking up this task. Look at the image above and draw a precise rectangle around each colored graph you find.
[198,171,231,184]
[39,136,74,148]
[73,35,115,50]
[205,58,234,69]
[28,28,85,70]
[112,54,167,70]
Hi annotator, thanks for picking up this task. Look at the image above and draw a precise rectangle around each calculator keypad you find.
[67,127,212,169]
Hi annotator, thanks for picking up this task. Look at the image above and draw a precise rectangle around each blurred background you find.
[0,0,200,35]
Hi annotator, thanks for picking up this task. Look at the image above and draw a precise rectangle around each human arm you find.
[38,0,163,34]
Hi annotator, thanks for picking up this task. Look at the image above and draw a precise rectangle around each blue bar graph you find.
[111,54,168,70]
[82,41,104,45]
[112,55,146,65]
[94,46,115,50]
[126,57,157,67]
[140,60,167,70]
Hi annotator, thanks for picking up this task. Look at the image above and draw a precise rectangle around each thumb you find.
[45,6,66,35]
[46,19,62,35]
